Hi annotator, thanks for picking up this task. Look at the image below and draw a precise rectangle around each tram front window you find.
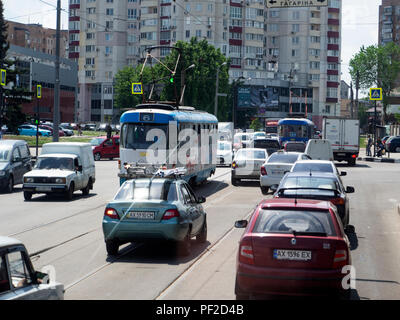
[279,125,308,138]
[122,124,168,149]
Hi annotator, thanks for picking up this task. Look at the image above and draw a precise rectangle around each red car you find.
[91,135,120,161]
[39,125,65,137]
[235,198,351,299]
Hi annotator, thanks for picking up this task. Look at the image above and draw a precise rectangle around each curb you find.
[358,157,400,163]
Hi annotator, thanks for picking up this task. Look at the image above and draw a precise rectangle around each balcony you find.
[328,19,340,26]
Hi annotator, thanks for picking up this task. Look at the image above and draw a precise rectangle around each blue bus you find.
[278,118,315,146]
[118,103,218,186]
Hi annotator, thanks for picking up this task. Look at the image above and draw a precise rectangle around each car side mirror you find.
[235,220,248,228]
[77,165,83,172]
[35,271,50,284]
[340,171,347,176]
[346,186,355,193]
[197,196,206,204]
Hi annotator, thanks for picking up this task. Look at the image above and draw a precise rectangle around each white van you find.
[305,139,334,161]
[22,143,96,201]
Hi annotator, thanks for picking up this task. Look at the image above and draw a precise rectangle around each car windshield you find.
[253,209,336,236]
[121,123,168,150]
[114,179,177,201]
[292,163,334,173]
[35,157,74,170]
[254,140,280,149]
[0,147,11,162]
[90,138,106,146]
[281,176,338,190]
[254,132,266,137]
[218,142,231,151]
[268,153,299,164]
[236,149,266,160]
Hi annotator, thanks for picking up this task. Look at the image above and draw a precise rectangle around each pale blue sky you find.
[3,0,381,88]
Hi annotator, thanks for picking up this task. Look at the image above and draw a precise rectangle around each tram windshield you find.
[121,123,168,149]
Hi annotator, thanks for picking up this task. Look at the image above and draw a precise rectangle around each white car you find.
[231,148,268,186]
[260,151,311,195]
[217,140,233,166]
[290,160,347,177]
[0,236,64,300]
[233,133,252,152]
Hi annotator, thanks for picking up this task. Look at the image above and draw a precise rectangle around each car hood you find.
[0,162,9,171]
[24,169,74,178]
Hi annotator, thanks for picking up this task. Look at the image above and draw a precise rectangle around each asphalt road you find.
[1,160,400,300]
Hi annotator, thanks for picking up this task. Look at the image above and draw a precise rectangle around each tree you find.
[349,42,400,124]
[113,38,230,119]
[249,118,262,131]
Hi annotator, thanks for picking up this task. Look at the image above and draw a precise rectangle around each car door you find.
[179,183,199,236]
[17,145,32,182]
[74,157,85,190]
[113,137,120,158]
[102,139,114,157]
[11,147,24,184]
[183,183,203,235]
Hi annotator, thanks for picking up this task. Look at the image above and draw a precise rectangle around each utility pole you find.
[53,0,61,142]
[350,81,354,118]
[214,62,227,117]
[355,71,360,119]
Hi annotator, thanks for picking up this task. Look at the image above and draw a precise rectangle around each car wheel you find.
[6,176,13,193]
[94,153,101,161]
[231,176,239,186]
[24,191,33,201]
[260,186,269,195]
[82,179,92,196]
[106,240,119,256]
[65,182,74,200]
[177,231,191,256]
[396,147,400,153]
[196,219,207,244]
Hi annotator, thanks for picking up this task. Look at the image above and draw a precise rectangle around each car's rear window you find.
[282,176,338,190]
[114,179,177,201]
[236,149,266,160]
[268,153,299,163]
[254,140,280,149]
[292,163,334,173]
[253,209,336,236]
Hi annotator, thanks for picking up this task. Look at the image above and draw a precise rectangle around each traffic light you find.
[34,114,39,126]
[169,76,174,83]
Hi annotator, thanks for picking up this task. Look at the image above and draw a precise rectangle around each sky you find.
[3,0,381,90]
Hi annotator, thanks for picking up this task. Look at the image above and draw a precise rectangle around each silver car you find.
[0,236,64,300]
[231,148,268,186]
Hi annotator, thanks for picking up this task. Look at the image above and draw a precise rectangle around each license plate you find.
[337,153,346,156]
[127,211,155,220]
[273,249,312,261]
[271,170,283,175]
[36,186,52,192]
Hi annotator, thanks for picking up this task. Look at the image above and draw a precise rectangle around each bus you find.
[265,120,279,134]
[118,103,218,186]
[277,118,315,146]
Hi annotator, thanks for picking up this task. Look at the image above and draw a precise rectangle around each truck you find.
[218,122,234,142]
[322,117,360,166]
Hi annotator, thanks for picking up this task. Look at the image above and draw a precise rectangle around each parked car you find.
[17,125,51,137]
[305,139,334,161]
[0,236,64,300]
[260,151,311,195]
[234,198,351,299]
[291,160,347,177]
[85,123,97,131]
[0,140,32,193]
[273,171,354,228]
[91,136,120,161]
[217,140,233,166]
[39,125,65,137]
[231,148,268,186]
[102,172,207,256]
[59,123,73,130]
[385,136,400,152]
[59,126,74,137]
[284,141,306,153]
[253,137,281,156]
[97,123,107,131]
[382,136,391,145]
[22,142,96,201]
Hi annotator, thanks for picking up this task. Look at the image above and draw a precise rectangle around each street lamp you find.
[214,62,227,117]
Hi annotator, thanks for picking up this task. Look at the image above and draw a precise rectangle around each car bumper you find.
[236,262,345,297]
[102,218,190,242]
[232,169,259,180]
[0,175,10,189]
[260,175,284,187]
[23,184,68,193]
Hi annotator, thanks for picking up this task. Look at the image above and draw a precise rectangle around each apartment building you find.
[69,0,342,128]
[6,20,69,58]
[379,0,400,46]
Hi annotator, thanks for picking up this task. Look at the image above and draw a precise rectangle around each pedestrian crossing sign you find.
[37,85,42,99]
[132,82,143,95]
[370,88,382,101]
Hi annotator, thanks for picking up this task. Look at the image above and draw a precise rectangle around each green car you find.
[102,177,207,256]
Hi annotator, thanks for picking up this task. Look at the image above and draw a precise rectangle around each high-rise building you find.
[379,0,400,46]
[69,0,342,128]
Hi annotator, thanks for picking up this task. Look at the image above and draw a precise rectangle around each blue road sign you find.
[132,83,143,95]
[370,88,382,101]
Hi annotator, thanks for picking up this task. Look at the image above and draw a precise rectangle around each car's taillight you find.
[162,209,180,220]
[261,166,267,176]
[351,154,357,159]
[239,238,254,265]
[331,197,345,206]
[333,249,348,269]
[104,208,119,220]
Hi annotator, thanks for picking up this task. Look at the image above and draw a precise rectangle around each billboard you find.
[237,86,280,111]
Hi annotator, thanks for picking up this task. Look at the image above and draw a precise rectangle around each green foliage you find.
[350,43,400,122]
[249,118,262,131]
[113,38,230,120]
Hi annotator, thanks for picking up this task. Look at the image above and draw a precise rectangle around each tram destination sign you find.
[266,0,328,8]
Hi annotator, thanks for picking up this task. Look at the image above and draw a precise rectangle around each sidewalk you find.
[358,147,400,163]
